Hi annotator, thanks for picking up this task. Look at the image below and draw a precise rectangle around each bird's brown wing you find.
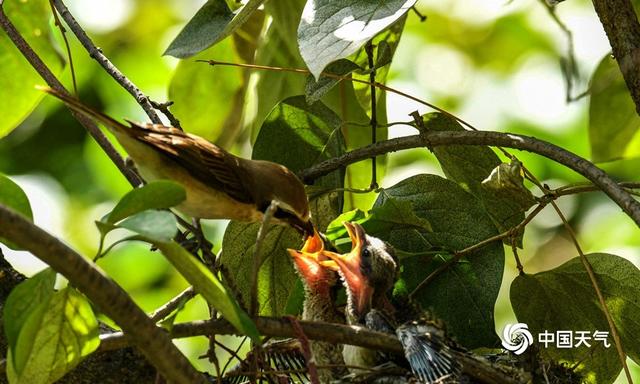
[126,121,254,205]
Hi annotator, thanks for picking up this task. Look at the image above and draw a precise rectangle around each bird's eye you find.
[362,248,371,258]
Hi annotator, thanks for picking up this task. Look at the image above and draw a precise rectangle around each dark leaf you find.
[511,253,640,383]
[375,174,504,348]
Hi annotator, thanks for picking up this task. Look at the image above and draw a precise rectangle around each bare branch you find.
[0,5,140,187]
[591,0,640,114]
[101,317,529,384]
[298,131,640,227]
[0,204,207,384]
[51,0,162,124]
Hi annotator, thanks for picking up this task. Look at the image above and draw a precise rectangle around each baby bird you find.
[324,222,460,384]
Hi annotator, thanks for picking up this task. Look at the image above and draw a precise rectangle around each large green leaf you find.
[246,0,307,140]
[164,0,266,58]
[0,0,64,138]
[117,210,178,243]
[5,270,99,384]
[511,253,640,383]
[168,39,243,140]
[589,55,640,162]
[375,174,504,348]
[219,223,303,316]
[155,242,259,341]
[106,180,185,224]
[425,113,534,245]
[0,174,32,250]
[297,0,416,78]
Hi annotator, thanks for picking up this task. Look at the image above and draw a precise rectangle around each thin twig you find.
[365,41,378,189]
[0,205,206,384]
[0,4,141,187]
[297,131,640,227]
[549,200,633,383]
[150,286,197,322]
[410,202,547,299]
[48,0,77,95]
[150,100,182,129]
[51,0,162,124]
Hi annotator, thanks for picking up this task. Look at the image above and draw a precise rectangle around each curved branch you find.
[0,6,140,187]
[101,317,529,384]
[298,131,640,227]
[0,205,206,384]
[51,0,162,124]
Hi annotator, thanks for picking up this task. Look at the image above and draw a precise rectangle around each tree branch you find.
[0,205,206,384]
[0,5,140,187]
[51,0,162,124]
[591,0,640,114]
[298,131,640,227]
[101,317,529,384]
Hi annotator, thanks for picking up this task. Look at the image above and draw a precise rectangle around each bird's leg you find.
[191,218,215,269]
[249,200,279,317]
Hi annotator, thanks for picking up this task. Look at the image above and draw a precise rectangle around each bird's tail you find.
[37,86,129,135]
[396,321,461,384]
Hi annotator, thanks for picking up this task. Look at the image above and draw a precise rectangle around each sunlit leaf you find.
[164,0,266,58]
[0,0,64,138]
[168,40,243,140]
[588,55,640,162]
[0,174,32,250]
[5,270,99,384]
[297,0,416,78]
[511,253,640,383]
[118,210,178,242]
[107,181,185,224]
[376,174,503,348]
[155,242,259,341]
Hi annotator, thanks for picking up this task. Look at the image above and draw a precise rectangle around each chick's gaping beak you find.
[322,222,373,318]
[287,229,336,284]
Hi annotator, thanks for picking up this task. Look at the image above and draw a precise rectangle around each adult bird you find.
[40,87,314,236]
[324,222,461,384]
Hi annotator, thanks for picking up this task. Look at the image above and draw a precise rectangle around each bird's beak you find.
[287,216,315,238]
[322,222,372,317]
[288,229,336,285]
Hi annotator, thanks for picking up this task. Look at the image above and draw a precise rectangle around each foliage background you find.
[0,0,638,381]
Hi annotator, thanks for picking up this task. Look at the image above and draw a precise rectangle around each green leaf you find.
[5,271,99,384]
[107,181,186,224]
[297,0,416,78]
[511,253,640,383]
[375,174,504,348]
[425,113,532,246]
[164,0,266,58]
[0,174,33,250]
[246,0,307,140]
[0,0,64,138]
[168,39,243,141]
[481,160,536,212]
[220,223,303,316]
[588,55,640,162]
[155,242,259,341]
[118,210,178,243]
[253,95,346,229]
[304,59,362,104]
